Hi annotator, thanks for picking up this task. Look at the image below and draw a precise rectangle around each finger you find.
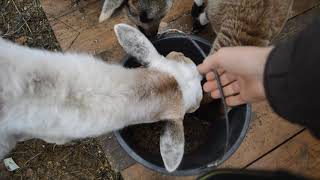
[206,72,215,81]
[205,69,225,80]
[210,82,240,98]
[203,81,214,92]
[197,54,221,74]
[226,95,246,107]
[203,74,237,92]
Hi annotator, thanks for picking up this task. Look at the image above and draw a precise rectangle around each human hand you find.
[197,46,273,106]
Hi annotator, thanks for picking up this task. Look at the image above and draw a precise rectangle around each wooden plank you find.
[40,0,98,19]
[50,1,112,32]
[291,0,320,17]
[47,17,81,52]
[98,134,136,172]
[121,164,195,180]
[248,130,320,179]
[220,102,302,168]
[47,1,129,54]
[247,6,320,179]
[40,0,320,54]
[40,0,194,54]
[41,0,320,54]
[41,0,193,23]
[274,3,320,43]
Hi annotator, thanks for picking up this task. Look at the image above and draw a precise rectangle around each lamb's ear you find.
[160,120,185,172]
[99,0,125,22]
[114,24,160,65]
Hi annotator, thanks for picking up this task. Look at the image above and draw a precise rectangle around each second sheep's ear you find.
[99,0,125,22]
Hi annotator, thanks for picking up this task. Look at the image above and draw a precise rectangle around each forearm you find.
[264,17,320,138]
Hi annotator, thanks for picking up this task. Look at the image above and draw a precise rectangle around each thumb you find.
[197,54,220,75]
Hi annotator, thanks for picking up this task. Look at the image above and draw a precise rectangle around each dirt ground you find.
[0,0,122,179]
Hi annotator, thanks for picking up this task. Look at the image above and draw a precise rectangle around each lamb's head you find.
[165,51,203,113]
[114,23,203,172]
[115,23,203,115]
[100,0,173,37]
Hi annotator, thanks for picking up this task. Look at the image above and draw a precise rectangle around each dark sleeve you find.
[264,17,320,138]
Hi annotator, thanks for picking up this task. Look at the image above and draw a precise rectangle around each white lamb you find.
[0,24,203,172]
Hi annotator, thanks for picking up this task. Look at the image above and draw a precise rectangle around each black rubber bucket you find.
[114,32,251,176]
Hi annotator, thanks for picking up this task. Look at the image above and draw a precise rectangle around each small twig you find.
[82,147,96,158]
[8,151,28,155]
[0,12,6,25]
[83,168,94,177]
[0,11,10,36]
[10,0,33,35]
[0,1,10,10]
[4,23,24,36]
[3,23,11,36]
[65,170,81,174]
[34,0,40,8]
[63,168,92,176]
[59,151,73,162]
[23,152,42,166]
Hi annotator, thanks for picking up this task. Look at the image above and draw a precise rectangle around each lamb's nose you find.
[137,26,158,38]
[139,11,153,23]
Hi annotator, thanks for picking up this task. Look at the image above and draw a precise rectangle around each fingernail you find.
[211,91,221,99]
[203,86,209,92]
